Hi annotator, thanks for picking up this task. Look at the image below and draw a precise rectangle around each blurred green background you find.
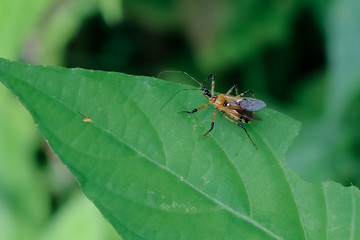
[1,0,360,239]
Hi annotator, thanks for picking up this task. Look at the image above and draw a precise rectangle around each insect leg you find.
[182,103,211,114]
[209,74,215,97]
[200,74,215,86]
[227,86,255,97]
[225,85,236,95]
[235,86,239,96]
[235,89,257,98]
[222,113,257,148]
[204,109,218,136]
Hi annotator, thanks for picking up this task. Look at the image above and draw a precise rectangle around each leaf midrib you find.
[6,70,283,240]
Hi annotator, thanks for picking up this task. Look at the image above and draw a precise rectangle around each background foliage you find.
[0,0,359,239]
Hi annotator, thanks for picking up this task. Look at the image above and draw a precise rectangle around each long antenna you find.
[160,88,199,112]
[157,71,202,86]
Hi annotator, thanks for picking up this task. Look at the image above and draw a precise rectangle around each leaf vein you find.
[9,70,282,240]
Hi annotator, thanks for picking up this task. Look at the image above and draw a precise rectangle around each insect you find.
[161,73,266,147]
[79,112,93,123]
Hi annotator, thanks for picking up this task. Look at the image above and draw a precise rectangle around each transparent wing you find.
[235,109,262,121]
[238,98,266,112]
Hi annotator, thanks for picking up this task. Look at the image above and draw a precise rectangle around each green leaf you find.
[34,0,101,65]
[38,191,121,240]
[0,58,359,239]
[287,0,360,183]
[0,0,51,59]
[189,1,299,70]
[327,0,360,118]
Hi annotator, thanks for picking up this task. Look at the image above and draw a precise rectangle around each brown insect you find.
[79,112,93,123]
[161,73,266,147]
